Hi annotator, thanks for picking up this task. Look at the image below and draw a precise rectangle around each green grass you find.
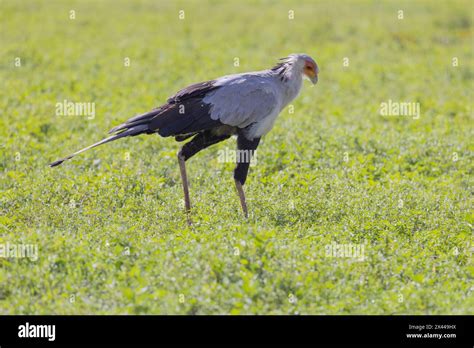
[0,0,472,314]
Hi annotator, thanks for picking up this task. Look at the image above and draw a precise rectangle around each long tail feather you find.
[49,125,148,167]
[108,108,162,134]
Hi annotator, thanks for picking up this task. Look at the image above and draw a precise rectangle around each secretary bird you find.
[50,53,319,220]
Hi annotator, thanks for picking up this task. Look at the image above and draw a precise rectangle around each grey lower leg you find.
[177,131,231,223]
[235,179,248,218]
[233,134,260,219]
[178,153,191,213]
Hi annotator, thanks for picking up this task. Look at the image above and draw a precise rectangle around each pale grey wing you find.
[203,75,279,128]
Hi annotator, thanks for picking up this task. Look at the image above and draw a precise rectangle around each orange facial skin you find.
[303,59,318,79]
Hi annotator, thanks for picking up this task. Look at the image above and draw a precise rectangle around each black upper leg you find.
[233,134,261,185]
[178,130,230,161]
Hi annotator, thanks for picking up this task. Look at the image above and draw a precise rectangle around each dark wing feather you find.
[51,80,225,167]
[148,98,222,137]
[108,80,223,138]
[167,80,219,104]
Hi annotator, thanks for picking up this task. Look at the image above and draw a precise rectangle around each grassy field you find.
[0,0,472,314]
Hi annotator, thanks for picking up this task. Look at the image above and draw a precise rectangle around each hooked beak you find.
[310,74,318,85]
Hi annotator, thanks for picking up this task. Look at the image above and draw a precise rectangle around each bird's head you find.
[275,53,319,84]
[294,54,319,84]
[272,54,319,85]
